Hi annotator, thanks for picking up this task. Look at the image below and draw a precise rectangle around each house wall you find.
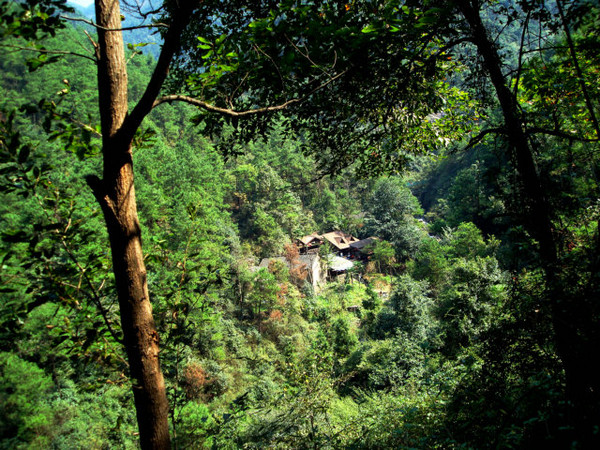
[311,258,322,291]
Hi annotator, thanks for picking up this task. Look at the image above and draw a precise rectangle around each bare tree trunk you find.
[89,1,171,447]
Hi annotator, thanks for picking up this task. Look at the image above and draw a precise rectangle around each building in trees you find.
[321,231,360,256]
[297,230,361,257]
[349,237,379,261]
[296,233,324,254]
[257,254,322,291]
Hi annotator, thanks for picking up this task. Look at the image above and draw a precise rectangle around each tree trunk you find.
[456,0,599,443]
[91,1,171,448]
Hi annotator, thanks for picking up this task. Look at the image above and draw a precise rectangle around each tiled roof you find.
[350,237,378,250]
[298,233,323,245]
[321,231,360,250]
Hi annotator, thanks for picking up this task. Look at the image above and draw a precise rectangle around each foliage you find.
[363,177,424,260]
[2,0,600,447]
[172,0,478,177]
[0,352,53,447]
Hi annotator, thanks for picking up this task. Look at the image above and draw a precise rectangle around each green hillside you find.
[1,1,599,448]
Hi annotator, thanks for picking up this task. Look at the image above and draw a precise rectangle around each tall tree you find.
[460,2,599,442]
[417,0,600,442]
[84,2,199,447]
[4,0,203,446]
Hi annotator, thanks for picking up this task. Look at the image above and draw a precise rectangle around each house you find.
[257,253,322,291]
[296,233,323,254]
[320,231,360,256]
[297,254,321,290]
[326,254,354,278]
[349,236,378,260]
[292,230,372,281]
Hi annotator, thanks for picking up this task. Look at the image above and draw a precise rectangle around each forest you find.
[0,0,599,448]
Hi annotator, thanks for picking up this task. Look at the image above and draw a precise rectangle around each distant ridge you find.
[66,2,94,19]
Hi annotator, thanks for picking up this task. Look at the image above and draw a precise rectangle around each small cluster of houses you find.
[297,231,378,259]
[256,231,378,291]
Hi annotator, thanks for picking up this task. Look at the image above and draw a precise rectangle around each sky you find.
[68,0,94,7]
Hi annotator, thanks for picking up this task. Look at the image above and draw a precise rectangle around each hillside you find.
[1,1,599,448]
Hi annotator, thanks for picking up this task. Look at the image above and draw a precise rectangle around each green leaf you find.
[18,145,30,164]
[361,23,378,34]
[2,230,30,243]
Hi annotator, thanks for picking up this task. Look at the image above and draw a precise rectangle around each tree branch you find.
[62,15,168,31]
[152,94,304,117]
[284,33,338,77]
[49,110,101,137]
[152,70,348,118]
[463,127,506,150]
[23,167,123,344]
[557,0,600,140]
[0,43,96,62]
[512,9,531,97]
[58,238,123,344]
[119,3,199,141]
[83,29,99,59]
[252,42,285,91]
[526,127,600,143]
[434,37,474,57]
[121,0,165,20]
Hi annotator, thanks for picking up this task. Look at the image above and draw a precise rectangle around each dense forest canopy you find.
[1,0,599,448]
